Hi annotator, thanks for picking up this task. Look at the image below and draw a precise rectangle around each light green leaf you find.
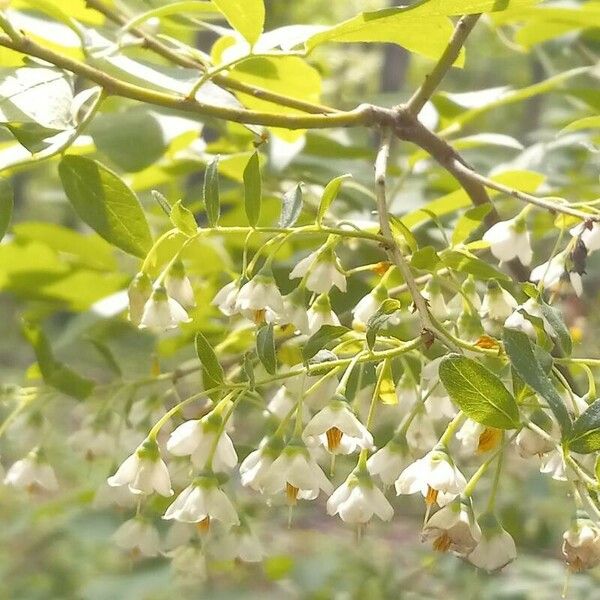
[303,325,349,362]
[390,215,418,253]
[0,178,13,241]
[243,151,262,227]
[212,0,265,45]
[439,354,520,429]
[170,200,198,237]
[442,249,511,282]
[203,156,220,227]
[317,174,351,226]
[366,299,402,350]
[568,399,600,454]
[195,332,225,387]
[538,297,572,357]
[58,156,153,258]
[452,205,491,245]
[410,246,441,272]
[561,116,600,134]
[278,184,303,228]
[256,323,276,375]
[502,328,571,434]
[376,359,397,405]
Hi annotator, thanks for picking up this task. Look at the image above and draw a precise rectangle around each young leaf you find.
[389,215,418,253]
[303,324,349,362]
[278,184,303,228]
[568,399,600,454]
[442,249,511,282]
[243,151,262,227]
[366,299,402,350]
[439,354,520,429]
[502,328,572,434]
[376,359,397,405]
[538,297,572,356]
[212,0,265,45]
[58,156,152,258]
[410,246,441,272]
[22,321,95,400]
[452,204,491,245]
[316,173,351,226]
[195,332,225,387]
[256,323,276,375]
[203,156,220,227]
[170,200,198,237]
[151,189,171,216]
[0,177,13,241]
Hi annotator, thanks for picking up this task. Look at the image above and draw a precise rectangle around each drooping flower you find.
[504,298,549,338]
[128,272,152,326]
[167,544,207,583]
[213,524,265,563]
[302,397,373,455]
[289,247,346,294]
[113,517,161,558]
[68,424,114,461]
[307,294,340,334]
[235,268,284,323]
[456,419,502,455]
[562,512,600,572]
[422,496,481,556]
[212,280,240,316]
[422,279,449,321]
[165,260,196,309]
[163,475,239,530]
[139,285,190,331]
[4,449,59,493]
[530,251,583,297]
[107,438,173,497]
[395,446,466,507]
[239,437,283,492]
[352,284,398,329]
[260,442,333,504]
[327,469,393,524]
[571,221,600,253]
[279,286,309,334]
[515,411,556,458]
[468,512,516,571]
[367,436,410,486]
[482,216,532,265]
[480,279,518,322]
[166,405,237,472]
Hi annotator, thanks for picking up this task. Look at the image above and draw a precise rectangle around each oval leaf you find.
[302,324,349,362]
[439,354,520,429]
[195,332,225,387]
[212,0,265,45]
[278,184,303,228]
[366,298,401,350]
[316,173,351,226]
[568,399,600,454]
[243,151,261,227]
[256,323,276,375]
[58,156,152,258]
[170,199,198,237]
[203,156,220,227]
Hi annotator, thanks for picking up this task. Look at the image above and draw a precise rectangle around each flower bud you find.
[127,272,152,326]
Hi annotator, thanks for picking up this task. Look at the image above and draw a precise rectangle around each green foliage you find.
[568,399,600,454]
[256,323,276,375]
[243,151,262,227]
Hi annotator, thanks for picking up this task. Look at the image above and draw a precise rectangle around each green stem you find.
[439,412,466,446]
[486,433,504,511]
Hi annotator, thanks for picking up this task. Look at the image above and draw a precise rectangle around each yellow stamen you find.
[253,309,266,325]
[326,426,343,452]
[425,486,439,506]
[196,516,210,534]
[433,532,452,552]
[477,427,502,453]
[286,482,299,505]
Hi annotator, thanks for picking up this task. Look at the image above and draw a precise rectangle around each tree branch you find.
[406,14,481,115]
[85,0,338,116]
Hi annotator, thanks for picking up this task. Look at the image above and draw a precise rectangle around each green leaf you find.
[278,184,303,228]
[316,174,351,226]
[22,321,94,400]
[439,354,520,429]
[58,156,153,258]
[195,332,225,388]
[568,399,600,454]
[256,323,276,375]
[203,156,220,227]
[212,0,265,45]
[561,116,600,134]
[243,151,261,227]
[376,359,397,405]
[538,297,572,356]
[442,249,511,282]
[390,215,418,253]
[411,246,441,272]
[502,328,571,434]
[170,200,198,237]
[366,299,402,350]
[0,177,13,241]
[242,352,256,389]
[151,190,171,216]
[303,325,350,362]
[452,205,491,245]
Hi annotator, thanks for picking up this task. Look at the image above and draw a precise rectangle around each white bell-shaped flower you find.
[128,272,152,326]
[482,216,532,265]
[165,260,196,309]
[504,298,550,338]
[562,512,600,572]
[163,475,239,529]
[395,446,466,507]
[515,411,556,458]
[166,406,237,472]
[422,496,481,556]
[280,286,309,334]
[307,294,340,334]
[168,544,207,582]
[405,411,438,455]
[107,438,173,497]
[4,450,59,493]
[68,425,114,460]
[235,268,284,321]
[213,525,265,563]
[261,443,333,504]
[480,280,518,322]
[113,517,161,557]
[530,251,583,296]
[289,247,346,294]
[571,221,600,253]
[539,449,567,481]
[422,279,449,321]
[139,285,190,331]
[456,419,502,455]
[352,284,398,329]
[212,280,240,316]
[468,512,516,571]
[302,397,373,455]
[239,437,282,492]
[327,469,393,524]
[367,436,410,486]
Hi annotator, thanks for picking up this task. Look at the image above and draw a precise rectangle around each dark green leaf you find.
[256,323,276,375]
[170,200,197,237]
[203,156,220,227]
[568,399,600,453]
[539,297,572,356]
[278,184,303,228]
[439,354,520,429]
[244,151,261,227]
[303,324,349,362]
[58,156,152,258]
[502,328,571,434]
[22,321,94,400]
[366,298,402,350]
[316,173,351,226]
[195,332,225,388]
[0,177,13,241]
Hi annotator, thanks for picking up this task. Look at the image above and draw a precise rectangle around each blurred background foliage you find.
[0,0,600,598]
